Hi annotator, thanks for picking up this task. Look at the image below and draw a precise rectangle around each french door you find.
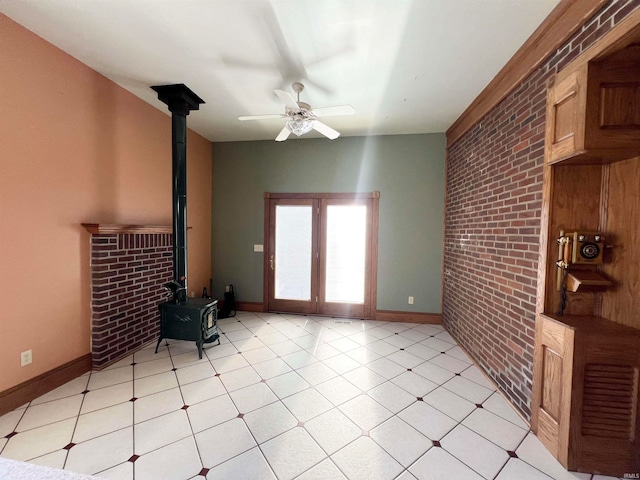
[264,193,378,318]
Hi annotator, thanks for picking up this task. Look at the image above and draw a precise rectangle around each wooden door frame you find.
[264,192,379,318]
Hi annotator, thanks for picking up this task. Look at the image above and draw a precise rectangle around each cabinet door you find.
[547,68,587,164]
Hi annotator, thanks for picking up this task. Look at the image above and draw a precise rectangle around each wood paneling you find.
[446,0,607,146]
[373,310,441,324]
[542,347,564,421]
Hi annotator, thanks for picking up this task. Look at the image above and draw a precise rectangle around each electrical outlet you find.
[21,350,32,367]
[408,296,414,305]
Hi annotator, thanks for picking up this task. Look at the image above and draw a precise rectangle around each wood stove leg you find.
[196,341,203,359]
[155,336,164,354]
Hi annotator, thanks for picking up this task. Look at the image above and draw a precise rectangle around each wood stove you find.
[151,84,219,359]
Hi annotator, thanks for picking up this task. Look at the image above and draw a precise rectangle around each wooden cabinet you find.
[546,58,640,165]
[533,14,640,478]
[532,314,640,475]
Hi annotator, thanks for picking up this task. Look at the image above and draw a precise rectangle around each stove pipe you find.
[151,84,204,302]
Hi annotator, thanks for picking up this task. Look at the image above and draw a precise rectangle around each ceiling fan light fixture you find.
[286,116,315,137]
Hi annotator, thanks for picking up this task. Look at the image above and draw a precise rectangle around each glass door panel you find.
[275,205,312,301]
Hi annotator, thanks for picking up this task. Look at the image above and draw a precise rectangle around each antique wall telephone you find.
[556,230,612,315]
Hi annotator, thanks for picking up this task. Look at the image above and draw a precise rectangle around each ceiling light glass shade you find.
[286,116,315,137]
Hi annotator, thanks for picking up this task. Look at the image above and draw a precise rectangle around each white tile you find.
[338,394,393,431]
[205,342,238,360]
[171,350,210,369]
[496,459,554,480]
[445,345,473,363]
[169,340,205,355]
[516,433,592,480]
[462,408,528,451]
[329,337,360,353]
[81,381,133,414]
[428,354,469,374]
[0,437,6,452]
[412,362,455,386]
[386,350,424,369]
[241,346,277,365]
[206,446,276,480]
[411,324,445,336]
[409,447,484,480]
[405,343,440,361]
[442,375,494,404]
[363,327,395,340]
[304,408,361,455]
[345,346,381,365]
[331,436,403,480]
[135,343,170,363]
[364,357,406,379]
[73,402,133,443]
[398,328,430,343]
[315,376,362,406]
[269,339,302,356]
[1,418,75,461]
[31,376,89,405]
[315,328,344,343]
[395,471,418,480]
[94,461,133,480]
[306,343,340,361]
[293,334,321,350]
[383,334,415,349]
[180,376,226,406]
[257,332,289,345]
[441,424,508,479]
[424,387,475,421]
[135,436,202,480]
[195,418,256,468]
[29,449,67,469]
[282,389,333,423]
[229,382,278,414]
[17,394,83,431]
[220,365,261,392]
[133,356,174,379]
[252,357,292,380]
[0,409,25,437]
[65,427,133,475]
[266,371,310,399]
[391,371,438,397]
[482,392,529,429]
[134,409,192,455]
[218,320,246,333]
[187,394,238,433]
[379,323,412,334]
[261,428,326,480]
[296,362,338,386]
[421,337,457,353]
[348,331,377,346]
[365,340,399,356]
[134,371,178,398]
[343,366,386,391]
[281,350,319,369]
[398,402,457,441]
[243,402,298,443]
[295,458,346,480]
[434,331,456,344]
[371,416,431,467]
[134,387,184,424]
[233,336,267,352]
[322,353,361,375]
[176,362,216,385]
[368,381,417,413]
[225,327,254,341]
[88,366,133,390]
[460,365,496,390]
[210,353,250,374]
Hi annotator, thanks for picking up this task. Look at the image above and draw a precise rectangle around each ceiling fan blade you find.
[312,105,355,117]
[275,126,292,142]
[313,121,340,140]
[275,90,300,110]
[238,114,285,121]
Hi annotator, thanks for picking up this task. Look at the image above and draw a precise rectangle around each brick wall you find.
[443,0,640,419]
[89,233,173,368]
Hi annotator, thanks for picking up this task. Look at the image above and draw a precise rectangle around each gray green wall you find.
[210,133,445,313]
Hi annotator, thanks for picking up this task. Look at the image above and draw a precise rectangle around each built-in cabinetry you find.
[532,12,640,477]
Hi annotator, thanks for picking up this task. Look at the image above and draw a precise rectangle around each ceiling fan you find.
[239,82,355,141]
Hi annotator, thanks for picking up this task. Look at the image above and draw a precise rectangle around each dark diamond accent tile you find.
[261,379,267,383]
[237,352,242,354]
[297,422,304,427]
[215,373,221,377]
[81,390,90,395]
[5,432,18,439]
[407,368,412,371]
[130,397,137,402]
[432,440,441,447]
[63,443,75,450]
[400,348,404,351]
[507,451,518,458]
[128,455,140,463]
[182,405,189,410]
[131,362,137,366]
[417,397,423,401]
[394,333,399,335]
[440,352,446,354]
[475,403,483,408]
[455,373,461,376]
[199,468,210,476]
[171,368,177,372]
[237,413,244,419]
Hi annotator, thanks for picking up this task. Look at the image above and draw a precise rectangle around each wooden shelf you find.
[82,224,172,235]
[539,313,639,334]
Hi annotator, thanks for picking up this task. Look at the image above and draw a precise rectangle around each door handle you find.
[270,255,274,271]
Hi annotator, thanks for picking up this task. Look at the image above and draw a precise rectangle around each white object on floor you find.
[0,456,100,479]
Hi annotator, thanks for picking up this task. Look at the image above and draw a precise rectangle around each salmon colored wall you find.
[0,15,212,392]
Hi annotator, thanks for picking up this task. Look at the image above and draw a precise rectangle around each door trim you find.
[263,192,379,318]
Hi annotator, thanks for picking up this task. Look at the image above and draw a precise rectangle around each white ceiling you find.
[1,0,560,143]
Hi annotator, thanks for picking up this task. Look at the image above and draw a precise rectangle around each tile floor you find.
[0,312,628,480]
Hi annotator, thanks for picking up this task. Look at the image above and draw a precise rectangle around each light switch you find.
[254,244,264,252]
